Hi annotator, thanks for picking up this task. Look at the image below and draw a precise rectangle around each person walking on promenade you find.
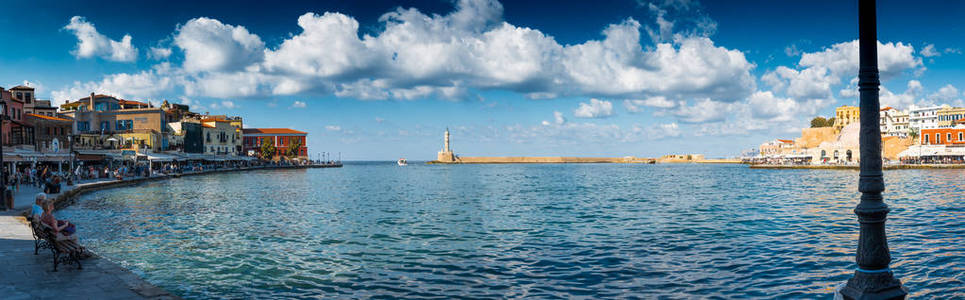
[13,169,20,192]
[28,166,36,187]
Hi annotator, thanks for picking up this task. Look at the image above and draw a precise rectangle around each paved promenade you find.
[0,177,179,299]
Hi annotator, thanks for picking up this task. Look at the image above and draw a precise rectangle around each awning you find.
[76,154,107,161]
[146,153,177,162]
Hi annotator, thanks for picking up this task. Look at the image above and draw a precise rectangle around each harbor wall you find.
[431,156,656,164]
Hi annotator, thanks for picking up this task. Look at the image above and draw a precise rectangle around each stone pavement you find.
[0,177,180,299]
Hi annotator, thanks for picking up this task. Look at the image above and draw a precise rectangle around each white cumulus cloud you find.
[51,63,173,105]
[149,47,172,60]
[290,100,307,108]
[174,17,265,73]
[63,16,137,62]
[573,98,614,118]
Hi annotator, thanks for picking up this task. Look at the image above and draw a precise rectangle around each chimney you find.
[89,92,96,111]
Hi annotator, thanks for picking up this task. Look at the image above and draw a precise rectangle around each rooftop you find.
[25,113,72,122]
[243,128,307,135]
[201,117,232,123]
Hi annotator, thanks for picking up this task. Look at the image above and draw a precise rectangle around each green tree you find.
[260,138,276,160]
[908,128,919,141]
[827,117,835,127]
[287,138,303,158]
[810,116,828,128]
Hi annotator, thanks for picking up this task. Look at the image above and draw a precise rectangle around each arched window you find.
[846,150,853,162]
[834,150,839,160]
[821,150,827,158]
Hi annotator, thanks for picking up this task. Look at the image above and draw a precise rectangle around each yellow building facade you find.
[833,105,860,134]
[936,107,965,128]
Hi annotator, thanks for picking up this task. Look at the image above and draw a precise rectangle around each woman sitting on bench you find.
[40,200,79,243]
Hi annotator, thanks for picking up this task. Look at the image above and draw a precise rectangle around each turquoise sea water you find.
[59,163,963,299]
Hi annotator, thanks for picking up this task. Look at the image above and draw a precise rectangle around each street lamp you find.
[838,0,908,298]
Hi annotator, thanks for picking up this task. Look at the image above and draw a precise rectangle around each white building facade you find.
[908,105,946,132]
[880,107,910,137]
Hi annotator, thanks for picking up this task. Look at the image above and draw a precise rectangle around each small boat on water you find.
[397,158,408,166]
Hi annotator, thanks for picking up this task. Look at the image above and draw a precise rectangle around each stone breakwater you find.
[1,164,329,299]
[428,156,743,164]
[429,156,656,164]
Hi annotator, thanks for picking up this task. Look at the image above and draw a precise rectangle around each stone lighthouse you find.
[437,128,455,162]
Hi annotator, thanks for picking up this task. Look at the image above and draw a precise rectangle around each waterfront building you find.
[437,128,455,162]
[9,85,58,117]
[61,93,167,151]
[201,117,238,155]
[226,116,243,155]
[936,106,965,128]
[879,107,910,137]
[832,105,860,134]
[758,139,799,156]
[242,128,308,160]
[24,113,72,153]
[168,121,204,153]
[920,127,965,145]
[0,87,30,146]
[909,104,945,131]
[811,122,861,163]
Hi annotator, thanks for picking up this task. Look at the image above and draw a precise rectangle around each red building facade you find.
[0,87,28,146]
[242,128,308,159]
[921,128,965,146]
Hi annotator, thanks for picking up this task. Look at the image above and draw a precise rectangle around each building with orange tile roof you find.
[242,128,308,160]
[201,117,240,155]
[61,93,169,152]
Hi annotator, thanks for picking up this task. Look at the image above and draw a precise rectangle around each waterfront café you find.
[743,154,812,165]
[898,144,965,164]
[2,147,74,177]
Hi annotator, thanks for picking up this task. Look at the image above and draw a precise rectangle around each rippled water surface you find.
[59,163,964,298]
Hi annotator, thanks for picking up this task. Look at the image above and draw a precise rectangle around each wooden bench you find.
[28,218,83,271]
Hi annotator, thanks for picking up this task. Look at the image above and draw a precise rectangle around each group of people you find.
[74,165,140,181]
[6,165,57,192]
[4,165,68,195]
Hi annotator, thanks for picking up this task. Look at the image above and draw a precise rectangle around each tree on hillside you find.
[288,138,303,159]
[909,128,919,141]
[827,117,835,126]
[261,138,276,160]
[810,117,828,128]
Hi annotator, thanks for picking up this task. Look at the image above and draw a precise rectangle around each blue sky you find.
[1,0,964,160]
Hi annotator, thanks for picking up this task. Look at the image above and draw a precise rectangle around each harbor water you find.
[58,163,964,298]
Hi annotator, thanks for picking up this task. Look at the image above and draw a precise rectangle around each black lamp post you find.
[838,0,908,298]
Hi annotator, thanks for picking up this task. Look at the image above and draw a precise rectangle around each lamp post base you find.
[836,270,908,300]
